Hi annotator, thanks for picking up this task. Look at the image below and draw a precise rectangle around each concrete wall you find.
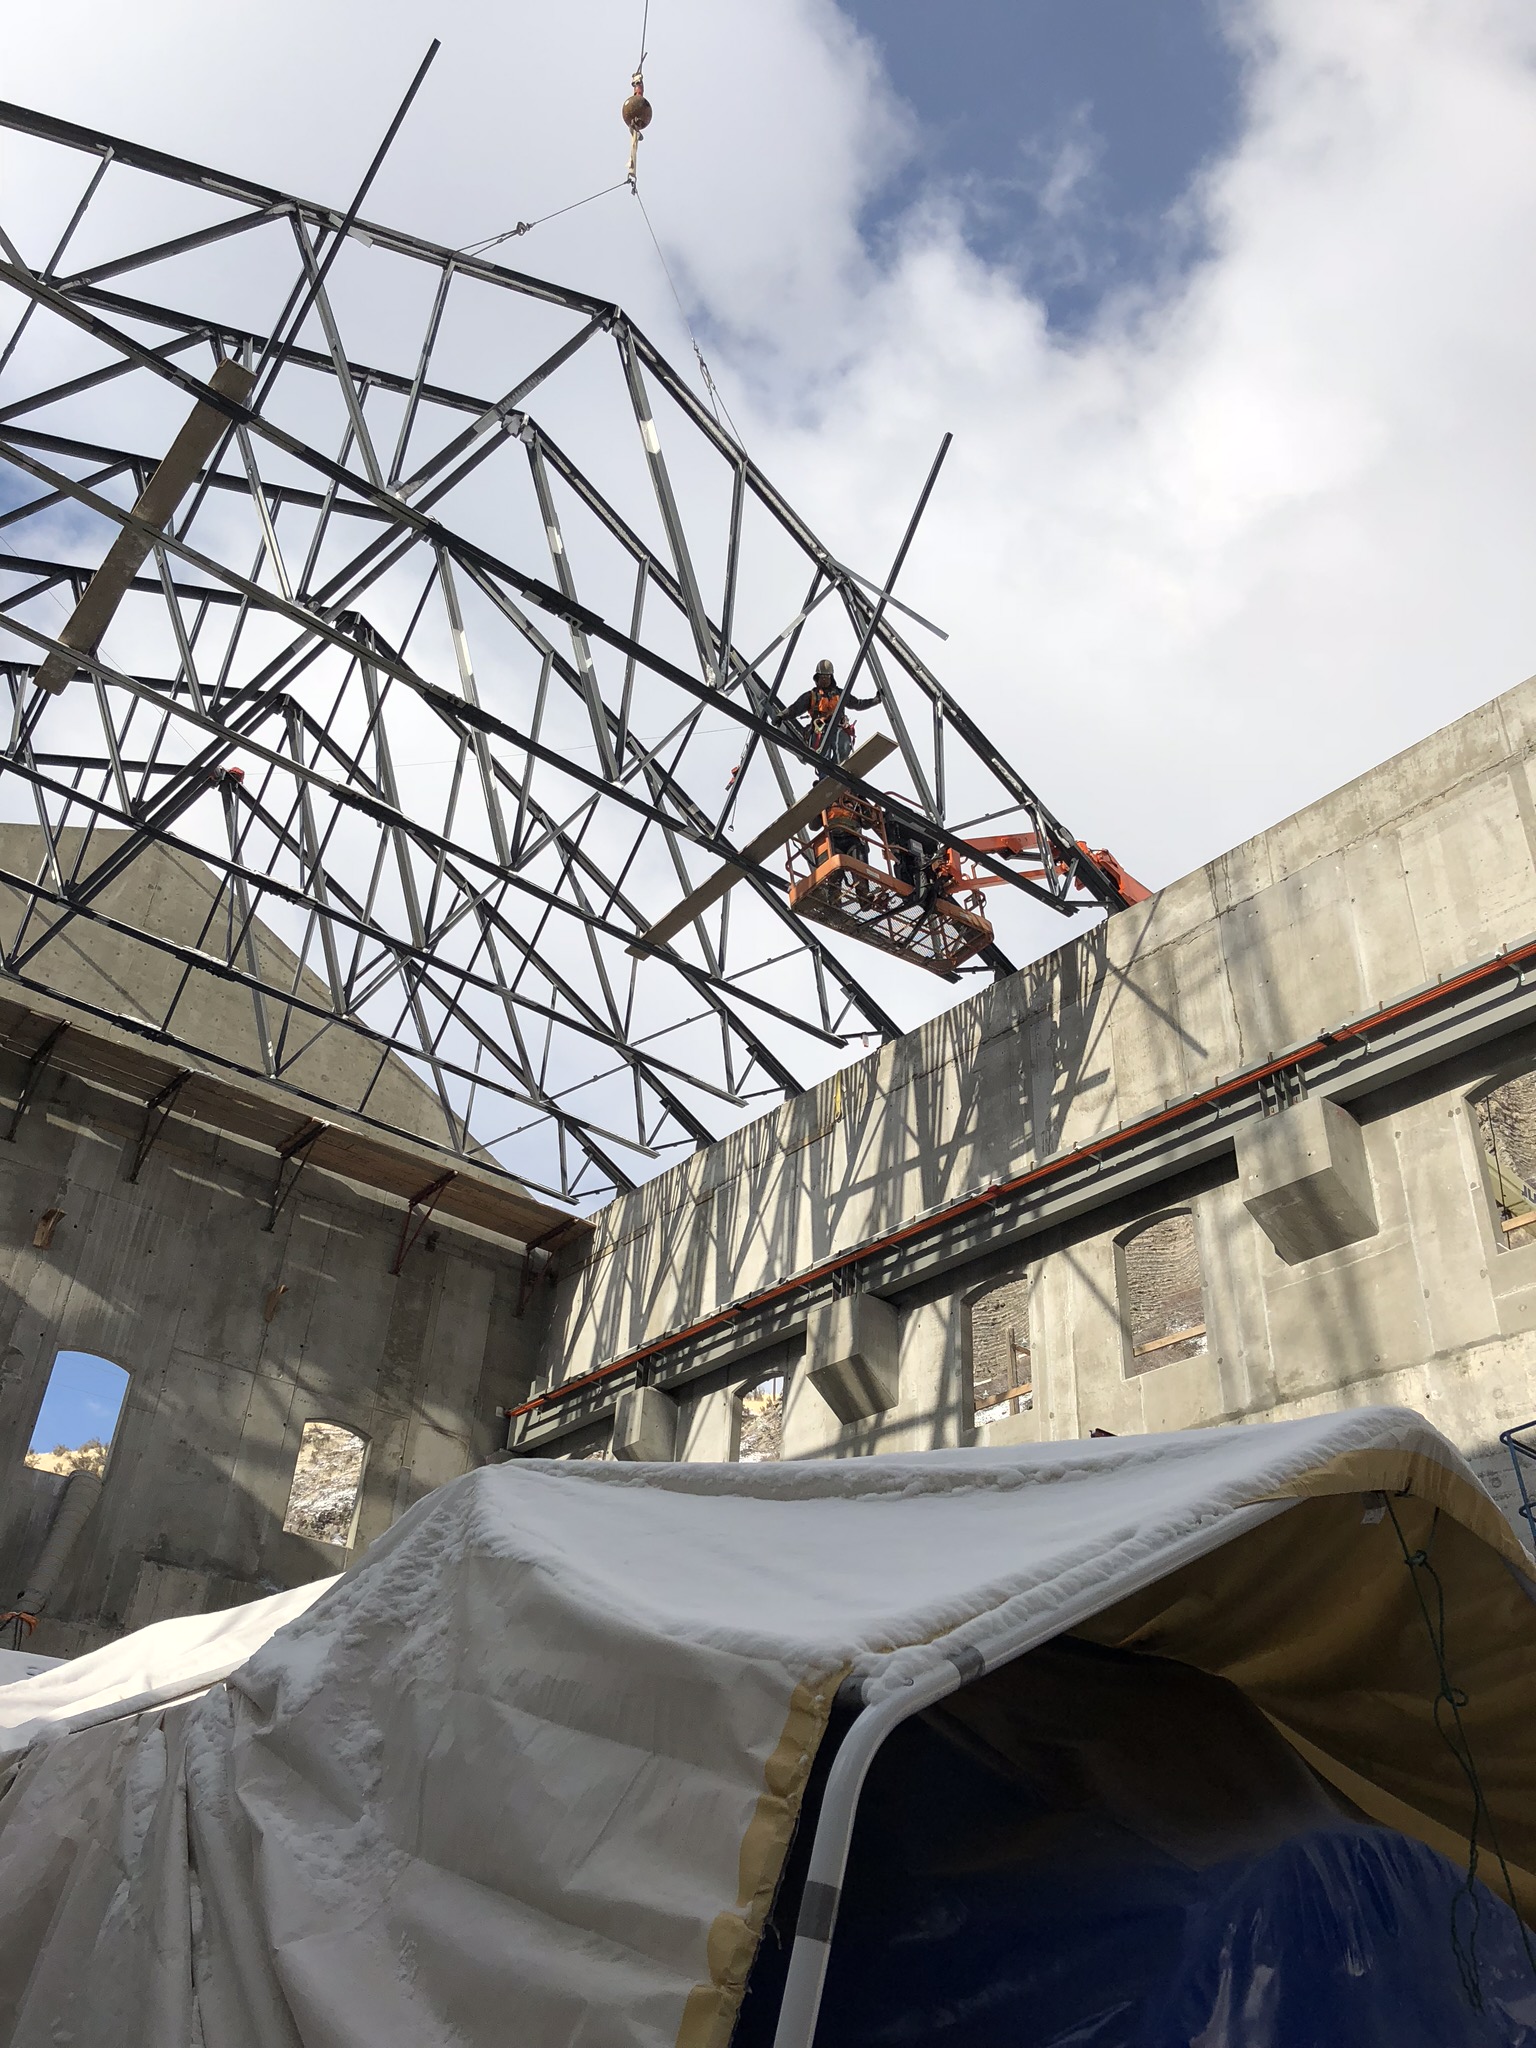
[16,667,1536,1659]
[532,673,1536,1537]
[0,1054,541,1655]
[0,827,481,1158]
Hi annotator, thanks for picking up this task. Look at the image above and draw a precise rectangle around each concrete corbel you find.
[611,1383,679,1462]
[1237,1096,1378,1264]
[805,1292,900,1424]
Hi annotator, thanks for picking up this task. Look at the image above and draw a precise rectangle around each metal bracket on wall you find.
[391,1172,455,1275]
[4,1021,68,1143]
[264,1119,327,1232]
[517,1222,569,1316]
[1257,1064,1307,1117]
[126,1069,192,1183]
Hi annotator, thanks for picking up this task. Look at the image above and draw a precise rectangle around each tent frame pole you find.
[769,1496,1296,2048]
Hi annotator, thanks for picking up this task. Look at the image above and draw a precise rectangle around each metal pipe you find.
[769,1497,1295,2048]
[17,1468,102,1614]
[820,433,951,752]
[247,41,439,406]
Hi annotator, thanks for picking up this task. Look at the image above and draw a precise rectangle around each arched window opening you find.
[970,1275,1033,1426]
[24,1351,129,1477]
[737,1372,784,1463]
[1120,1211,1206,1375]
[1473,1071,1536,1250]
[282,1421,368,1547]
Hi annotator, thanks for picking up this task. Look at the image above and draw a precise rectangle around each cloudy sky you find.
[6,0,1535,913]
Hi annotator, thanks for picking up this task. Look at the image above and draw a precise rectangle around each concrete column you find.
[611,1383,679,1462]
[1237,1097,1378,1265]
[17,1469,102,1614]
[680,1385,736,1462]
[804,1293,899,1424]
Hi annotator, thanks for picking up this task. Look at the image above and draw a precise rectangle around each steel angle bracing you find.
[0,98,1131,1208]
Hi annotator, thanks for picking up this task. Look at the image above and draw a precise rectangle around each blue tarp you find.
[738,1639,1536,2046]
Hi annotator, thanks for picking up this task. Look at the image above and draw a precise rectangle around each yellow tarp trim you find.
[675,1669,845,2048]
[1078,1453,1536,1921]
[679,1438,1536,2048]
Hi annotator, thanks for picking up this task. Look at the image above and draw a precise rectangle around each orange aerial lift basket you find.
[786,798,997,975]
[787,797,1150,976]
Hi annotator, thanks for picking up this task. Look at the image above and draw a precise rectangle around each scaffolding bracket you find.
[127,1068,192,1183]
[517,1221,571,1316]
[391,1171,456,1275]
[5,1020,68,1142]
[264,1119,327,1232]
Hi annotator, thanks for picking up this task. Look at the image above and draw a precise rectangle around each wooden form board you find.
[0,993,588,1253]
[629,732,899,955]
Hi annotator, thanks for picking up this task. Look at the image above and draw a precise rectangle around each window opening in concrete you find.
[1120,1211,1206,1374]
[24,1351,129,1477]
[970,1275,1033,1425]
[738,1372,784,1462]
[1473,1072,1536,1250]
[282,1421,368,1546]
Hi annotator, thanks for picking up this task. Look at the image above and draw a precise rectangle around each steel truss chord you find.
[0,95,1139,1205]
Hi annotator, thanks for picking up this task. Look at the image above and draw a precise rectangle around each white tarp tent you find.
[1,1406,1533,2047]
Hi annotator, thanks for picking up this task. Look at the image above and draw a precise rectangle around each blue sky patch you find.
[29,1350,130,1455]
[840,0,1244,330]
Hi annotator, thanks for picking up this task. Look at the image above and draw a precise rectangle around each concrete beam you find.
[513,947,1536,1452]
[611,1383,679,1462]
[1237,1097,1378,1265]
[805,1292,899,1423]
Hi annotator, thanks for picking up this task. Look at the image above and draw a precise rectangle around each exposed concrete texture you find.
[611,1384,678,1462]
[0,1049,541,1656]
[1238,1097,1379,1264]
[16,1468,100,1614]
[0,827,481,1158]
[549,671,1536,1390]
[525,671,1536,1546]
[804,1292,899,1424]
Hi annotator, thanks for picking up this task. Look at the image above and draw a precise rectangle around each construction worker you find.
[785,659,879,766]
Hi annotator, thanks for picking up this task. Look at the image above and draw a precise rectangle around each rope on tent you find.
[1383,1497,1536,2002]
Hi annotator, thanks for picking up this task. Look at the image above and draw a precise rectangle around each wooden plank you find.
[1132,1322,1207,1358]
[628,732,898,955]
[37,359,257,694]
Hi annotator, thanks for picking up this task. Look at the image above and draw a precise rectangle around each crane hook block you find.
[623,70,652,183]
[623,71,653,135]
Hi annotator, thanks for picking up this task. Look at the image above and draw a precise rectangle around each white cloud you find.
[747,0,1536,896]
[3,0,1535,1023]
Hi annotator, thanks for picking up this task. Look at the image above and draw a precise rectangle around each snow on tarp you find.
[0,1407,1531,2047]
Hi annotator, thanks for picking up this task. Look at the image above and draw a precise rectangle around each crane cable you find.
[459,181,630,257]
[631,186,743,445]
[457,0,745,444]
